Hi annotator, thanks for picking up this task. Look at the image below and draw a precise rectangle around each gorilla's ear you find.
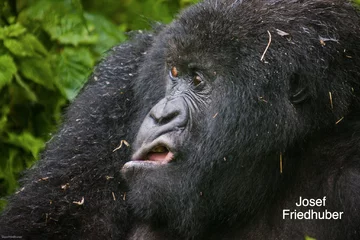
[289,73,310,104]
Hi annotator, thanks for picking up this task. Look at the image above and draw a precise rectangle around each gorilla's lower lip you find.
[121,161,162,180]
[124,151,174,169]
[121,151,174,180]
[147,150,174,163]
[122,160,163,169]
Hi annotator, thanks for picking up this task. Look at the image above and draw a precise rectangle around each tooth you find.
[152,146,166,153]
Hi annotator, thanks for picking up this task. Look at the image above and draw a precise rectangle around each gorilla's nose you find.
[134,97,188,148]
[149,98,188,129]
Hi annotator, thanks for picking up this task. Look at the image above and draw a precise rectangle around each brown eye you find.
[193,75,202,86]
[171,67,178,78]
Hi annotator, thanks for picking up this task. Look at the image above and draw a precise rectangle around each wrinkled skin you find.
[1,0,360,239]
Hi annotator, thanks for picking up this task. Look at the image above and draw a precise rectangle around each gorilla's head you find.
[121,0,360,236]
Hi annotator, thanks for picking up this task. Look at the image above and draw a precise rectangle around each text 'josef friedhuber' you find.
[283,197,344,220]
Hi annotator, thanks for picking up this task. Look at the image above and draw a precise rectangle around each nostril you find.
[150,109,180,125]
[159,111,180,125]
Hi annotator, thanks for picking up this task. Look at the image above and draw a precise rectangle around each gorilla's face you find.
[127,63,213,168]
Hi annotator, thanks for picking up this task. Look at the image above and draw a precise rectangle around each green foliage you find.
[305,236,316,240]
[0,0,122,210]
[82,0,199,30]
[0,0,199,211]
[0,55,16,89]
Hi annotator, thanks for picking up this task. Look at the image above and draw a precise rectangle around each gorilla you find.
[1,0,360,239]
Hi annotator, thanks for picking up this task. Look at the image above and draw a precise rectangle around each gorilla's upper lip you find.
[130,137,175,164]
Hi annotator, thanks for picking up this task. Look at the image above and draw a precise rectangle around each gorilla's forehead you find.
[162,3,241,68]
[160,1,273,68]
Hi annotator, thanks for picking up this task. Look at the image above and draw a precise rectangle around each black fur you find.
[1,0,360,239]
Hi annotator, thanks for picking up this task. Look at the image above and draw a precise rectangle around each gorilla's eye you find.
[193,75,202,87]
[171,66,178,78]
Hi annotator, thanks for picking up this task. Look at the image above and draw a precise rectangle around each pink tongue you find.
[147,152,174,163]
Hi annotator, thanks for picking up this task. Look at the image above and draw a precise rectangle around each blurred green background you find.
[0,0,359,212]
[0,0,198,211]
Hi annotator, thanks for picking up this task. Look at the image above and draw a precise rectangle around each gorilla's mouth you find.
[146,145,174,163]
[121,136,176,180]
[121,143,174,179]
[123,140,175,170]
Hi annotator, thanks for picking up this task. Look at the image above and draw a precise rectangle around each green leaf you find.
[19,58,55,90]
[43,14,98,46]
[53,47,94,100]
[0,55,17,90]
[0,23,26,40]
[5,132,45,158]
[4,34,48,57]
[305,236,316,240]
[13,74,38,102]
[84,13,126,55]
[4,38,33,57]
[21,34,48,56]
